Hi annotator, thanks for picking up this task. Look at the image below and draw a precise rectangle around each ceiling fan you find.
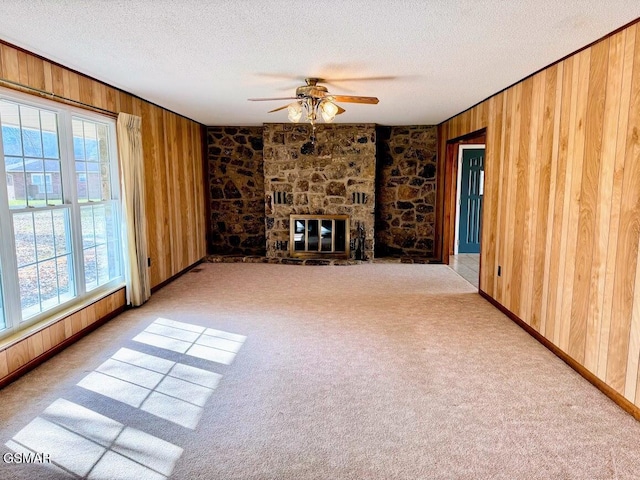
[248,77,379,126]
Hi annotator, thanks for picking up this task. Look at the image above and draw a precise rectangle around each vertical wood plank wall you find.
[438,22,640,408]
[0,42,206,384]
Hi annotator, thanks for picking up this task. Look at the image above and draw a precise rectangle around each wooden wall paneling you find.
[175,113,187,273]
[531,66,558,332]
[141,101,157,286]
[143,103,169,288]
[71,311,84,336]
[51,64,65,97]
[176,116,190,271]
[510,78,533,322]
[183,117,196,266]
[568,39,608,364]
[63,69,80,103]
[6,340,29,373]
[440,19,640,412]
[434,125,445,261]
[481,95,503,295]
[105,85,118,113]
[41,326,52,352]
[162,110,180,276]
[627,229,640,403]
[539,62,564,337]
[502,83,522,310]
[17,50,29,86]
[63,315,73,338]
[522,72,545,326]
[496,89,514,303]
[189,123,198,260]
[184,119,195,265]
[78,75,93,106]
[633,31,640,405]
[26,54,45,91]
[547,58,575,344]
[42,61,53,93]
[117,91,133,115]
[153,106,171,286]
[48,321,66,347]
[490,93,508,298]
[0,350,7,379]
[90,81,105,111]
[447,142,458,257]
[191,122,205,260]
[1,45,20,82]
[607,24,640,395]
[558,50,590,352]
[440,139,452,262]
[27,331,44,359]
[586,33,626,373]
[198,124,206,258]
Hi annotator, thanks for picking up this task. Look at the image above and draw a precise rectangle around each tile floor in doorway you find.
[448,254,479,288]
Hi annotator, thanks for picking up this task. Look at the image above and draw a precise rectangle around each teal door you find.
[458,148,484,253]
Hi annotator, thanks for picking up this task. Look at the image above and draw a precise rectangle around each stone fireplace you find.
[207,124,438,260]
[263,123,376,260]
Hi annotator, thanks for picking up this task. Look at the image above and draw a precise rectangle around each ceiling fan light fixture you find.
[287,102,303,122]
[320,100,338,123]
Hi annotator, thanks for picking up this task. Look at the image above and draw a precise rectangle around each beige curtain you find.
[117,113,150,306]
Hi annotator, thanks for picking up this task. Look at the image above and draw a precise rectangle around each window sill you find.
[0,282,126,352]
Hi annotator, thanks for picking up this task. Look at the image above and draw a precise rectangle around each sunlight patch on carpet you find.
[77,347,222,429]
[6,399,183,479]
[132,318,246,365]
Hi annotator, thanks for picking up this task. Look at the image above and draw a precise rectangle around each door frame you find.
[454,144,485,254]
[441,128,486,266]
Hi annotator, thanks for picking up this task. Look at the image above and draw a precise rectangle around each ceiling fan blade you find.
[248,97,298,101]
[336,105,346,115]
[330,95,379,105]
[328,76,396,83]
[267,104,292,113]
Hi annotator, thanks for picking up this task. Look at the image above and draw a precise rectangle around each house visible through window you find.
[30,172,53,194]
[0,89,124,337]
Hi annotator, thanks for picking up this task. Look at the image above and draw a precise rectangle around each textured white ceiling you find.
[0,1,638,126]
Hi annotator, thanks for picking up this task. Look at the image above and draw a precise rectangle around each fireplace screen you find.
[290,214,350,258]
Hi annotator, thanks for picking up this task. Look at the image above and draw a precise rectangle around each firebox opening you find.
[290,214,350,259]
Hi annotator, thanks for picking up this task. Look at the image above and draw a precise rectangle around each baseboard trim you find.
[0,304,127,390]
[479,289,640,422]
[150,258,205,294]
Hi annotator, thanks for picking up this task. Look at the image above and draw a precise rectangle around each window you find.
[30,173,53,194]
[0,89,124,336]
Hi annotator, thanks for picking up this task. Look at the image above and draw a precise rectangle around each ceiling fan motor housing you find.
[296,84,328,99]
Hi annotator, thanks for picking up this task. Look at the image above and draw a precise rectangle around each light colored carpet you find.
[1,263,639,479]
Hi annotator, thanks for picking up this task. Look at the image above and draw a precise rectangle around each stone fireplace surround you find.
[263,123,376,260]
[207,124,437,260]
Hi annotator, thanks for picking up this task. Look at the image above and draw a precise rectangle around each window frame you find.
[0,88,125,339]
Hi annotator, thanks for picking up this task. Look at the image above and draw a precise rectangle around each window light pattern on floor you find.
[132,317,246,365]
[6,398,182,479]
[77,347,222,429]
[5,319,247,479]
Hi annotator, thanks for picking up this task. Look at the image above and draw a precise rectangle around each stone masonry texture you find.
[263,123,376,260]
[375,125,438,257]
[206,123,438,259]
[207,126,265,255]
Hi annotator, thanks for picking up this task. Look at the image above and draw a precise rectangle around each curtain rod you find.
[0,78,118,118]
